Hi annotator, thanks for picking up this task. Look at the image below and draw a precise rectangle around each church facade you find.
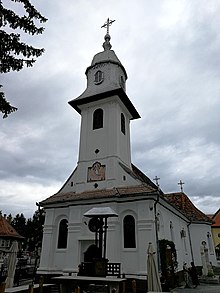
[38,22,216,280]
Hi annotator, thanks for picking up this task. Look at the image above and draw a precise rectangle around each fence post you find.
[0,282,6,293]
[28,282,34,293]
[39,275,44,293]
[132,280,136,293]
[122,281,126,293]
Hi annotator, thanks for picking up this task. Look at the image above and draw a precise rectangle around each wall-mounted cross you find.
[153,176,160,187]
[178,180,185,192]
[101,18,115,35]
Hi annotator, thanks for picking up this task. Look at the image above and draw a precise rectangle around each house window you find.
[57,219,68,249]
[94,70,104,84]
[93,108,103,130]
[123,215,136,248]
[121,113,125,135]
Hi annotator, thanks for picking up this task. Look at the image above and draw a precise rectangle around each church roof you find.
[164,192,212,223]
[69,87,140,119]
[88,49,127,78]
[40,184,158,206]
[0,215,24,239]
[131,163,159,189]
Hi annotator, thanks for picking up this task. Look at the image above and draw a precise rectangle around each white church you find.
[38,19,217,288]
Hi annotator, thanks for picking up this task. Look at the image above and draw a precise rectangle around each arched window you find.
[93,108,103,130]
[94,70,104,84]
[57,219,68,249]
[121,113,125,135]
[123,215,136,248]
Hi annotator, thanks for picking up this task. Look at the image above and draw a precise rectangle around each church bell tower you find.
[63,19,141,194]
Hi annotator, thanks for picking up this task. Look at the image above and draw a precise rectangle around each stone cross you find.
[153,176,160,187]
[101,18,115,35]
[178,180,185,192]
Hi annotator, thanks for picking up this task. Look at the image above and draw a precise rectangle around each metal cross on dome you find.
[101,18,115,35]
[178,180,185,192]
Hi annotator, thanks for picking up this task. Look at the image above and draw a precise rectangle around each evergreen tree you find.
[7,213,12,223]
[26,208,45,252]
[32,208,45,252]
[11,213,26,237]
[5,209,45,252]
[0,0,47,118]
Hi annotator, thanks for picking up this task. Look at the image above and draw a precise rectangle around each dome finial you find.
[101,18,115,51]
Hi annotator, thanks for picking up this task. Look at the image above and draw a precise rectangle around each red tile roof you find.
[0,216,24,239]
[40,184,158,206]
[164,192,212,223]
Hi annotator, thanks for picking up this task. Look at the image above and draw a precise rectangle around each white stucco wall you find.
[189,223,217,267]
[39,198,158,276]
[154,202,192,271]
[40,196,215,278]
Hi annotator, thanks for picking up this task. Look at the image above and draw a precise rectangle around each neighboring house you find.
[0,214,23,257]
[209,209,220,260]
[38,28,217,282]
[0,214,23,280]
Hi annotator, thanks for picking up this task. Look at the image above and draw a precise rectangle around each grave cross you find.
[153,176,160,187]
[178,180,185,192]
[101,18,115,35]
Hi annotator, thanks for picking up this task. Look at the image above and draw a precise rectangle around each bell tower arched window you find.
[123,215,136,248]
[57,219,68,249]
[93,108,103,130]
[94,70,104,84]
[121,113,125,135]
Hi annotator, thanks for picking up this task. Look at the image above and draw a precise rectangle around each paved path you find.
[172,283,220,293]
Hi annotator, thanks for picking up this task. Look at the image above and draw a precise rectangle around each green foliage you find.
[11,213,26,236]
[9,208,45,252]
[0,0,47,118]
[159,239,178,288]
[207,271,214,277]
[0,87,18,118]
[26,208,45,252]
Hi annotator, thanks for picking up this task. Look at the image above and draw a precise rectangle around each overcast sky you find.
[1,0,220,218]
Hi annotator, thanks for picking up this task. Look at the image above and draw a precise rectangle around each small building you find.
[0,214,23,282]
[0,214,23,257]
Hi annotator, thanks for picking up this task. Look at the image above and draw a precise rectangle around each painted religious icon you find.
[87,162,105,182]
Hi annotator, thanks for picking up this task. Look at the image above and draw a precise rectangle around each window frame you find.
[121,113,125,135]
[57,219,68,249]
[94,70,104,85]
[93,108,104,130]
[123,214,136,249]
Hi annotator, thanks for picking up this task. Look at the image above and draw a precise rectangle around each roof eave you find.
[68,88,140,120]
